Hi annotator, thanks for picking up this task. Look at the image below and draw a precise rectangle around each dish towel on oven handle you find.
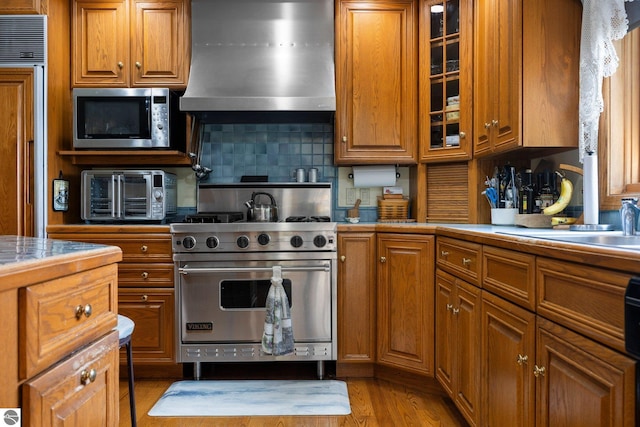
[262,266,294,356]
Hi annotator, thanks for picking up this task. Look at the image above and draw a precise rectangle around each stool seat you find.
[115,314,137,427]
[116,314,135,343]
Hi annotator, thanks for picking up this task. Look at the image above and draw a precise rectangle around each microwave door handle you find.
[115,174,123,219]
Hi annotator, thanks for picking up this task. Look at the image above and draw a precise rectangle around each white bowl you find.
[345,217,360,224]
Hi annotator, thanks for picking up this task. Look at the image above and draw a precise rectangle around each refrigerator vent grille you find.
[0,15,46,65]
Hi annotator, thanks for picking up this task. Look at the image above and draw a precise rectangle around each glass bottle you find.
[539,170,555,209]
[519,169,535,214]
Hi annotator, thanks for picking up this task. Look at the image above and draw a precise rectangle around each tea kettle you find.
[245,192,279,222]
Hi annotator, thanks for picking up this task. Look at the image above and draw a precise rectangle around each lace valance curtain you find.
[579,0,634,162]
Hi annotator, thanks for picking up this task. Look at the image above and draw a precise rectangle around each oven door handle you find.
[179,264,331,275]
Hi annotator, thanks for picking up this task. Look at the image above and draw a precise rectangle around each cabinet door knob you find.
[516,354,528,365]
[75,304,92,319]
[452,307,460,315]
[135,61,141,69]
[141,294,149,302]
[533,365,546,377]
[80,368,97,385]
[342,136,347,143]
[380,256,386,263]
[141,245,148,253]
[340,255,346,263]
[484,122,491,129]
[141,271,149,279]
[446,303,453,311]
[459,131,466,139]
[117,61,124,69]
[492,119,499,127]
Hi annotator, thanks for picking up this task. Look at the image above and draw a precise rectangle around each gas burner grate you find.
[285,216,332,223]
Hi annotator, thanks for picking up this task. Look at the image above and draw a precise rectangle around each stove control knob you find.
[182,236,196,250]
[313,235,328,248]
[237,235,250,249]
[206,236,219,249]
[257,233,270,246]
[290,235,304,248]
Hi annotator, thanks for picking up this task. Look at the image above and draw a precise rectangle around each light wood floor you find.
[119,375,469,427]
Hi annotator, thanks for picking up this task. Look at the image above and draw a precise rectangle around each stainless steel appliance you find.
[171,183,337,379]
[81,170,177,222]
[73,87,185,149]
[0,15,47,237]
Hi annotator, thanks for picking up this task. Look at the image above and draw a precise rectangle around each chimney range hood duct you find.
[181,0,336,117]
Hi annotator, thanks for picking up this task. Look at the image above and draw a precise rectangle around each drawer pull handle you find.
[141,245,148,253]
[533,365,546,378]
[462,258,471,266]
[452,307,460,315]
[80,368,97,385]
[440,251,449,257]
[141,272,149,279]
[516,354,528,365]
[141,294,148,302]
[75,304,92,319]
[446,303,453,311]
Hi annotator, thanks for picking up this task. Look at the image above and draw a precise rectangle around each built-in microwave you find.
[81,170,177,222]
[73,88,185,149]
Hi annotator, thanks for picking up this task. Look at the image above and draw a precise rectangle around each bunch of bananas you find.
[543,171,573,216]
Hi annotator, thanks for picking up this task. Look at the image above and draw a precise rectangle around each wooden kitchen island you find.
[0,235,122,426]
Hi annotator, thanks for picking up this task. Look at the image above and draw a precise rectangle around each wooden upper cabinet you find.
[72,0,189,88]
[0,0,47,14]
[473,0,581,157]
[72,0,130,86]
[335,1,418,165]
[131,0,188,86]
[419,0,473,162]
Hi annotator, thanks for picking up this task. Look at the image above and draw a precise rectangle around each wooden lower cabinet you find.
[435,269,481,426]
[337,231,377,376]
[377,233,434,374]
[481,290,536,427]
[536,317,636,427]
[23,331,119,426]
[118,288,175,365]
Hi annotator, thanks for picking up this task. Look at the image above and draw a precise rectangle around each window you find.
[600,27,640,210]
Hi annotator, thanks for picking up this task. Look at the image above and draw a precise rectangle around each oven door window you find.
[77,96,151,139]
[121,173,151,219]
[221,279,292,309]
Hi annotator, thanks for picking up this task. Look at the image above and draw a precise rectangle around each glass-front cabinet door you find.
[419,0,472,162]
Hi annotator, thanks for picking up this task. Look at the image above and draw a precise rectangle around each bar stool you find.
[116,314,137,427]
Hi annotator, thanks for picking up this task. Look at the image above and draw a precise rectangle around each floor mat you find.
[148,379,351,417]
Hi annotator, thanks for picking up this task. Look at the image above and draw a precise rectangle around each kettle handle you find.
[251,191,277,206]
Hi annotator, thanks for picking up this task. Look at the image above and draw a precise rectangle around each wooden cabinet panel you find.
[435,269,480,426]
[481,290,536,427]
[335,0,417,164]
[19,264,118,379]
[536,317,636,427]
[0,69,34,237]
[23,331,119,427]
[436,236,481,285]
[0,0,47,14]
[337,232,376,373]
[131,0,187,86]
[377,233,434,374]
[118,263,174,287]
[483,245,535,310]
[537,257,630,353]
[72,0,130,86]
[118,287,175,364]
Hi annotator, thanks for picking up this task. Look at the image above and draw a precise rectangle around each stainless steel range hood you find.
[181,0,336,116]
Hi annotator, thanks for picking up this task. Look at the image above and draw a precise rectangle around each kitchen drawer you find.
[23,330,119,427]
[19,264,118,379]
[51,234,172,263]
[118,263,174,287]
[436,237,482,286]
[537,257,631,353]
[483,245,536,311]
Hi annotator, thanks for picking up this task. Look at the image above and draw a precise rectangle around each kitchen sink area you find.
[498,229,640,250]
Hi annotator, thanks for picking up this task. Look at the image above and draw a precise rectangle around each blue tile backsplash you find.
[197,123,337,184]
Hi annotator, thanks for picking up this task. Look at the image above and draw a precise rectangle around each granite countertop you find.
[0,236,122,293]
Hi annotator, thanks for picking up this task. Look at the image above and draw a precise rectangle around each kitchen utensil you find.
[347,199,361,218]
[296,168,306,183]
[308,168,318,182]
[245,192,279,222]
